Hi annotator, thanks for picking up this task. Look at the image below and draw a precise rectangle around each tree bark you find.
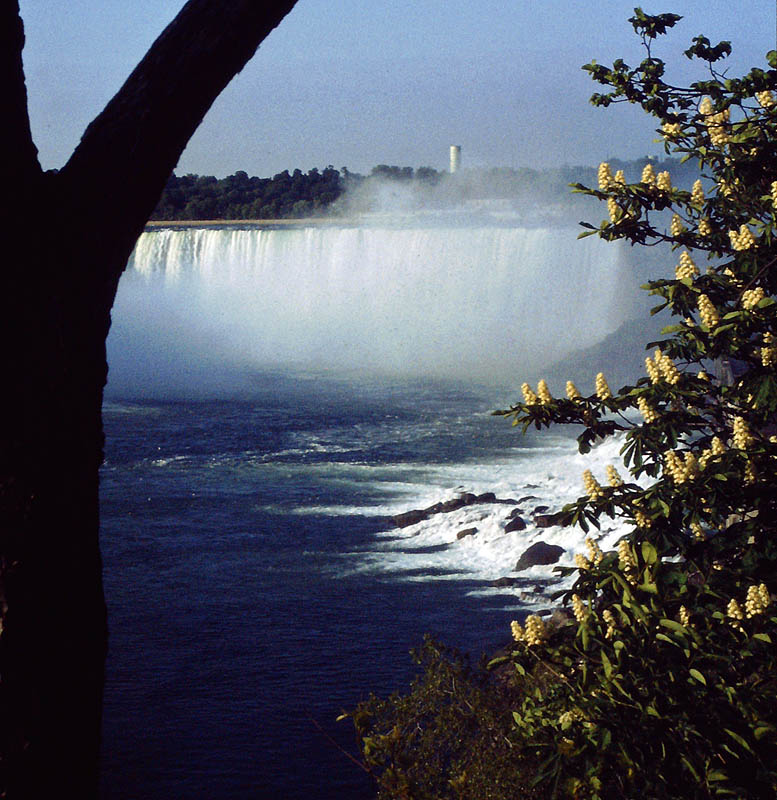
[0,1,297,795]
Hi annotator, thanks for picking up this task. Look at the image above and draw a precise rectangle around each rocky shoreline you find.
[388,491,574,589]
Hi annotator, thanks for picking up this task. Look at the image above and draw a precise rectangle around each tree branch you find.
[59,0,298,270]
[1,0,42,184]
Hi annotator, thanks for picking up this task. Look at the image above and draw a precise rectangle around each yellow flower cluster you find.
[645,356,661,383]
[602,608,617,639]
[566,380,582,400]
[742,286,765,310]
[641,163,656,185]
[675,251,699,280]
[634,508,651,528]
[617,541,638,585]
[771,181,777,209]
[523,615,547,646]
[744,462,757,485]
[698,294,720,327]
[652,348,681,384]
[691,179,705,206]
[698,98,730,145]
[761,332,777,367]
[537,379,553,404]
[729,224,756,250]
[663,450,698,483]
[683,451,700,480]
[727,598,745,621]
[614,169,625,185]
[583,469,604,500]
[586,536,604,565]
[698,217,712,236]
[662,121,683,138]
[607,197,621,223]
[706,113,730,146]
[679,606,691,626]
[656,171,672,191]
[617,540,635,569]
[670,214,685,238]
[698,436,726,470]
[595,372,611,400]
[732,416,754,449]
[575,553,592,570]
[691,521,704,541]
[598,162,614,190]
[637,396,659,423]
[745,584,770,617]
[521,382,538,405]
[756,90,776,108]
[711,436,727,455]
[571,594,588,624]
[605,465,623,487]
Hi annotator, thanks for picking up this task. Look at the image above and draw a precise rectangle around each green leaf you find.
[641,541,658,564]
[723,728,754,754]
[754,725,775,740]
[752,632,772,643]
[659,618,688,635]
[601,650,613,679]
[689,668,706,685]
[681,756,700,781]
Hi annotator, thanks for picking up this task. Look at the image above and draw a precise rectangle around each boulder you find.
[504,516,527,533]
[535,511,572,528]
[491,577,518,587]
[515,542,565,571]
[392,509,428,528]
[507,507,525,519]
[532,505,550,515]
[475,492,496,503]
[456,527,478,540]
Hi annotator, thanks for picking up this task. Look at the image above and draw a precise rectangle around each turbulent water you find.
[100,221,643,799]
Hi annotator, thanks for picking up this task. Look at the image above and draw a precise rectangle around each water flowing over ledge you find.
[111,222,637,392]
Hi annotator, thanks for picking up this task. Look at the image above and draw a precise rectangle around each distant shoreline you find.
[145,218,353,229]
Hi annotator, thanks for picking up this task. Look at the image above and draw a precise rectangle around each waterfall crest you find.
[107,223,637,394]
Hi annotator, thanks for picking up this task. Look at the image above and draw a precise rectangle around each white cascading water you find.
[107,223,637,394]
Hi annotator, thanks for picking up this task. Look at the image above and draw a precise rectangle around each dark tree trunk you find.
[0,1,297,795]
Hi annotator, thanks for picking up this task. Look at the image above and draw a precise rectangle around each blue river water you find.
[98,371,550,799]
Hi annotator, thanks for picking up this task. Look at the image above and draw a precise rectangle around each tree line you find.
[149,157,701,221]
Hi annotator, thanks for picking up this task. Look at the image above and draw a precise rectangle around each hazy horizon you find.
[19,2,777,178]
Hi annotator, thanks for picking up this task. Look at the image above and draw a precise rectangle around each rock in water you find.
[504,516,527,533]
[515,542,565,571]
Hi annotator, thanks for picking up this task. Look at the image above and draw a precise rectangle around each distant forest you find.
[149,158,702,221]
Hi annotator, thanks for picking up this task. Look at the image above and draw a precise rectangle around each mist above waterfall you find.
[106,221,644,398]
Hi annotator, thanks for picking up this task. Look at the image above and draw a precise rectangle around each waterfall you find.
[106,223,638,395]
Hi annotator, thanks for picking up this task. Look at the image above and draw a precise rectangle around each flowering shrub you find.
[349,10,777,798]
[494,9,777,798]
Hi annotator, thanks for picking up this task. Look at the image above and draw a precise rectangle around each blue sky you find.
[19,1,777,177]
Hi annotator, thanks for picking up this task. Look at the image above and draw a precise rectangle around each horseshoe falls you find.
[107,223,636,394]
[100,221,642,799]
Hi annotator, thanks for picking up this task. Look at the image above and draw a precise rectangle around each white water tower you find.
[449,145,461,173]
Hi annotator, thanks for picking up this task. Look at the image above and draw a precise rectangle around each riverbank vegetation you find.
[346,11,777,798]
[148,157,699,221]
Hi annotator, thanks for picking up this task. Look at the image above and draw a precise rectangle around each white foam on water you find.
[342,431,653,609]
